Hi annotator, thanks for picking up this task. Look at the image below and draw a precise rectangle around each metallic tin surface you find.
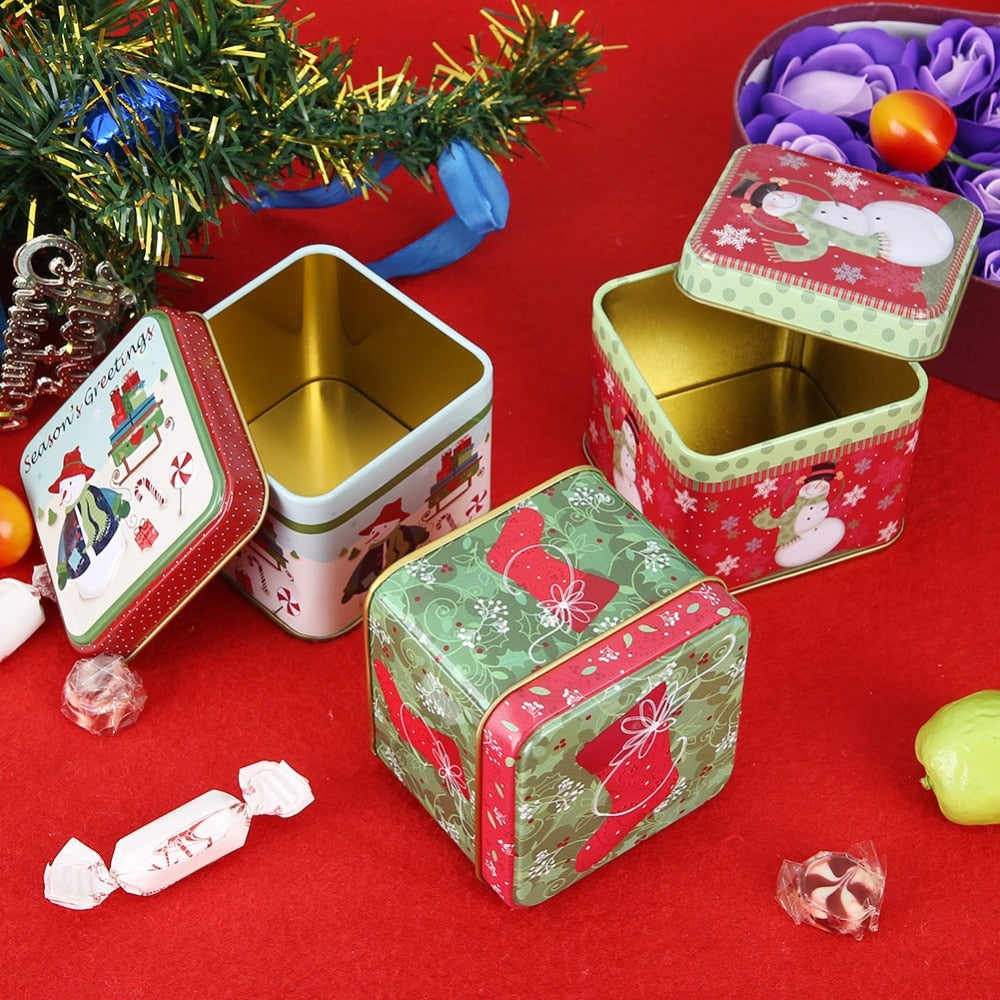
[20,309,268,655]
[205,245,493,638]
[366,467,749,906]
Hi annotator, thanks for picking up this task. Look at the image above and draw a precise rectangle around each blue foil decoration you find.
[83,77,183,161]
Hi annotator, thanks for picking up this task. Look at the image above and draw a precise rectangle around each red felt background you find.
[2,1,999,996]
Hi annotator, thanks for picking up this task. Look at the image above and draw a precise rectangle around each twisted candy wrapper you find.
[43,760,313,909]
[0,574,46,662]
[61,654,148,735]
[776,841,885,940]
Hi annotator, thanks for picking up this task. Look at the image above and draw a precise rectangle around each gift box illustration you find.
[584,143,981,590]
[21,246,492,653]
[366,467,750,907]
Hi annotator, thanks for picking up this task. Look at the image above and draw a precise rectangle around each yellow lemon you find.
[915,690,1000,825]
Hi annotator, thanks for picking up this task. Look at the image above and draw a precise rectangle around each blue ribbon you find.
[251,139,509,280]
[0,142,506,360]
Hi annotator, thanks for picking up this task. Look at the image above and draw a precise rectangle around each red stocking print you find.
[373,659,470,800]
[486,507,619,632]
[574,681,679,872]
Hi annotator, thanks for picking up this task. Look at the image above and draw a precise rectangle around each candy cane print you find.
[135,477,166,506]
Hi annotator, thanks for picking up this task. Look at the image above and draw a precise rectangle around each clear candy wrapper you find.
[43,760,314,909]
[0,576,46,662]
[776,841,885,940]
[61,653,147,734]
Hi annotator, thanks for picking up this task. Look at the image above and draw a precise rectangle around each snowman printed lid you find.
[20,309,267,656]
[676,144,982,360]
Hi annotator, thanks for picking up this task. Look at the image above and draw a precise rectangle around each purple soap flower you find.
[974,224,1000,281]
[758,25,911,122]
[948,153,1000,218]
[955,89,1000,159]
[761,110,878,169]
[906,18,1000,107]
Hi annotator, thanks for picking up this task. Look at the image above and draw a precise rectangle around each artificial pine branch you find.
[0,1,607,309]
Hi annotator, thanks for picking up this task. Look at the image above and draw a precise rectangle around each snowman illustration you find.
[341,498,429,604]
[50,446,130,599]
[731,176,965,304]
[603,402,643,512]
[753,462,845,569]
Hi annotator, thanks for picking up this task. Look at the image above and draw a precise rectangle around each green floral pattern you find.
[367,468,750,906]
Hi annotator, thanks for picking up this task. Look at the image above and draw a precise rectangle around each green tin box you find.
[365,467,750,907]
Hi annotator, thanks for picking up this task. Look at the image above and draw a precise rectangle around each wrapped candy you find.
[0,577,46,662]
[61,653,147,734]
[43,760,313,909]
[776,842,885,940]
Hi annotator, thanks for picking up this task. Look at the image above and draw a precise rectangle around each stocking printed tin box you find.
[585,144,981,589]
[366,468,750,907]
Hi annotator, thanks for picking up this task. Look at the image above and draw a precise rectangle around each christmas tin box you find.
[20,245,492,652]
[365,467,750,907]
[20,308,268,655]
[585,143,981,590]
[202,244,493,639]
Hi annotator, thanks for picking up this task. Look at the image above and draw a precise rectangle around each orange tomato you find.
[869,90,957,173]
[0,484,34,568]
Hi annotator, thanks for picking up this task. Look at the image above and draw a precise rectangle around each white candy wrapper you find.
[43,760,314,909]
[0,577,45,661]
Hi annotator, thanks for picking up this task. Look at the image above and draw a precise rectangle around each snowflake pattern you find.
[711,223,757,252]
[842,485,867,507]
[878,520,900,543]
[753,478,779,498]
[834,262,864,284]
[777,152,808,170]
[715,554,740,576]
[826,165,869,192]
[674,489,698,513]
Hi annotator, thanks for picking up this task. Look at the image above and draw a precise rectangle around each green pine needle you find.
[0,1,607,309]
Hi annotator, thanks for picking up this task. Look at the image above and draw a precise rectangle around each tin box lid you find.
[676,144,983,361]
[20,308,268,656]
[366,466,719,713]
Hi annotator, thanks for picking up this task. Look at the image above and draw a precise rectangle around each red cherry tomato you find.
[0,484,34,568]
[869,90,957,173]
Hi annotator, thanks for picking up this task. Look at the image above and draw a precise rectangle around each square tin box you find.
[365,467,750,907]
[20,246,492,653]
[203,245,493,639]
[584,143,981,590]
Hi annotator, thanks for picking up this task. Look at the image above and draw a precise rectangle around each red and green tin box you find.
[585,143,981,590]
[365,467,749,907]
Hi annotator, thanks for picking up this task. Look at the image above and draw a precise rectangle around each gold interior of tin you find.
[602,271,921,455]
[207,254,485,496]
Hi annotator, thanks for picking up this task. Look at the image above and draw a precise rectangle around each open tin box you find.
[584,143,981,590]
[20,246,493,654]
